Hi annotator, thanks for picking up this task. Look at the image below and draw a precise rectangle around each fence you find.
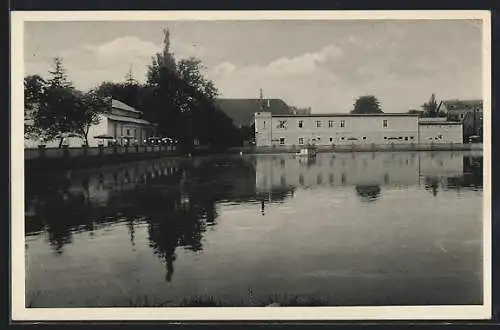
[25,145,179,171]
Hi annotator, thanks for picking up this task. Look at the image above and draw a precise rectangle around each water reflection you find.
[25,151,482,284]
[255,151,482,202]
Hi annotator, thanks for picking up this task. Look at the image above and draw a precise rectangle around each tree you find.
[74,90,108,146]
[47,57,72,89]
[34,57,104,147]
[24,75,46,139]
[421,93,446,118]
[351,95,383,114]
[147,28,177,86]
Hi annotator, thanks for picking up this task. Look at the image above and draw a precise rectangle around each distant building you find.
[290,106,312,115]
[24,98,157,148]
[215,98,292,128]
[443,99,483,121]
[254,112,463,148]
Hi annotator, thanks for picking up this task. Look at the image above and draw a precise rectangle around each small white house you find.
[25,98,157,148]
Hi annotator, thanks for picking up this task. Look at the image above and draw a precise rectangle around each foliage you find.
[421,93,446,118]
[25,29,245,149]
[28,57,106,146]
[351,95,383,114]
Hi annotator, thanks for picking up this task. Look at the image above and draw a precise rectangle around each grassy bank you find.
[27,293,331,308]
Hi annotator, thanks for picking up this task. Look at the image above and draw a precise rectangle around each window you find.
[410,136,414,140]
[340,120,345,128]
[328,120,333,128]
[341,137,345,140]
[277,120,288,129]
[362,136,367,140]
[316,120,322,128]
[383,119,388,128]
[126,129,130,135]
[263,121,266,129]
[329,137,333,142]
[404,137,408,141]
[399,137,403,140]
[298,120,304,128]
[460,113,464,119]
[317,137,321,141]
[298,137,304,145]
[279,138,285,145]
[384,137,387,140]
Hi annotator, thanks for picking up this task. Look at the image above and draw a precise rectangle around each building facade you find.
[418,117,463,143]
[254,112,463,148]
[255,112,422,147]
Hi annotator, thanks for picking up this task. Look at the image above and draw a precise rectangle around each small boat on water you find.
[296,145,317,157]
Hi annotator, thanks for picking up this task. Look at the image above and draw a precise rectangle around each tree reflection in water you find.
[25,153,482,282]
[25,156,295,282]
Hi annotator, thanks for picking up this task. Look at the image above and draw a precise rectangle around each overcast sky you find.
[24,19,482,113]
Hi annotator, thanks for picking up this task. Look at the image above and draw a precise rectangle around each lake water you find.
[24,151,483,307]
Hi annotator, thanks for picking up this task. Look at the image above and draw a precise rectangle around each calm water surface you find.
[25,151,483,307]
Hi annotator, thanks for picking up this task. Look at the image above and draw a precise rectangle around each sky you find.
[24,19,483,113]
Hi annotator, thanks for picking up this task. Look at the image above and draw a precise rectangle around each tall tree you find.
[147,28,177,85]
[421,93,445,118]
[351,95,383,114]
[47,57,72,89]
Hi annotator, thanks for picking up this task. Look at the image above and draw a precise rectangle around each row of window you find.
[274,119,389,129]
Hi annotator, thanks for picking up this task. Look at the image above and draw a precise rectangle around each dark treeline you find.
[25,29,244,149]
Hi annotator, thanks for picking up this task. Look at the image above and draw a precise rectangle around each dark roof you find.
[216,98,291,127]
[111,99,142,114]
[271,113,418,118]
[442,99,483,110]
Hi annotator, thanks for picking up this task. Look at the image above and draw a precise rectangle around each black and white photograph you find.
[11,11,491,321]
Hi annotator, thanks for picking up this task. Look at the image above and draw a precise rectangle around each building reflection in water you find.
[25,151,482,282]
[255,151,483,201]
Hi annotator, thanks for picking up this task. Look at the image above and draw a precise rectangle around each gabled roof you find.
[442,99,483,111]
[111,99,142,114]
[216,98,291,127]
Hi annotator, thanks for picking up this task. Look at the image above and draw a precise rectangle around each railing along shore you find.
[24,142,483,171]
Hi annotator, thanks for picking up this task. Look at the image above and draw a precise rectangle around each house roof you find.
[104,113,156,126]
[216,98,291,127]
[111,99,142,114]
[442,99,483,110]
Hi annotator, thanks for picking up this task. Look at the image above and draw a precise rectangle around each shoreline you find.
[25,143,483,172]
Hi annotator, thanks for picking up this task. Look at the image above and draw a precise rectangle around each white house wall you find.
[418,124,463,144]
[255,112,419,147]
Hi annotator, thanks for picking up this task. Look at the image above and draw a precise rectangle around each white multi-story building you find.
[254,112,462,147]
